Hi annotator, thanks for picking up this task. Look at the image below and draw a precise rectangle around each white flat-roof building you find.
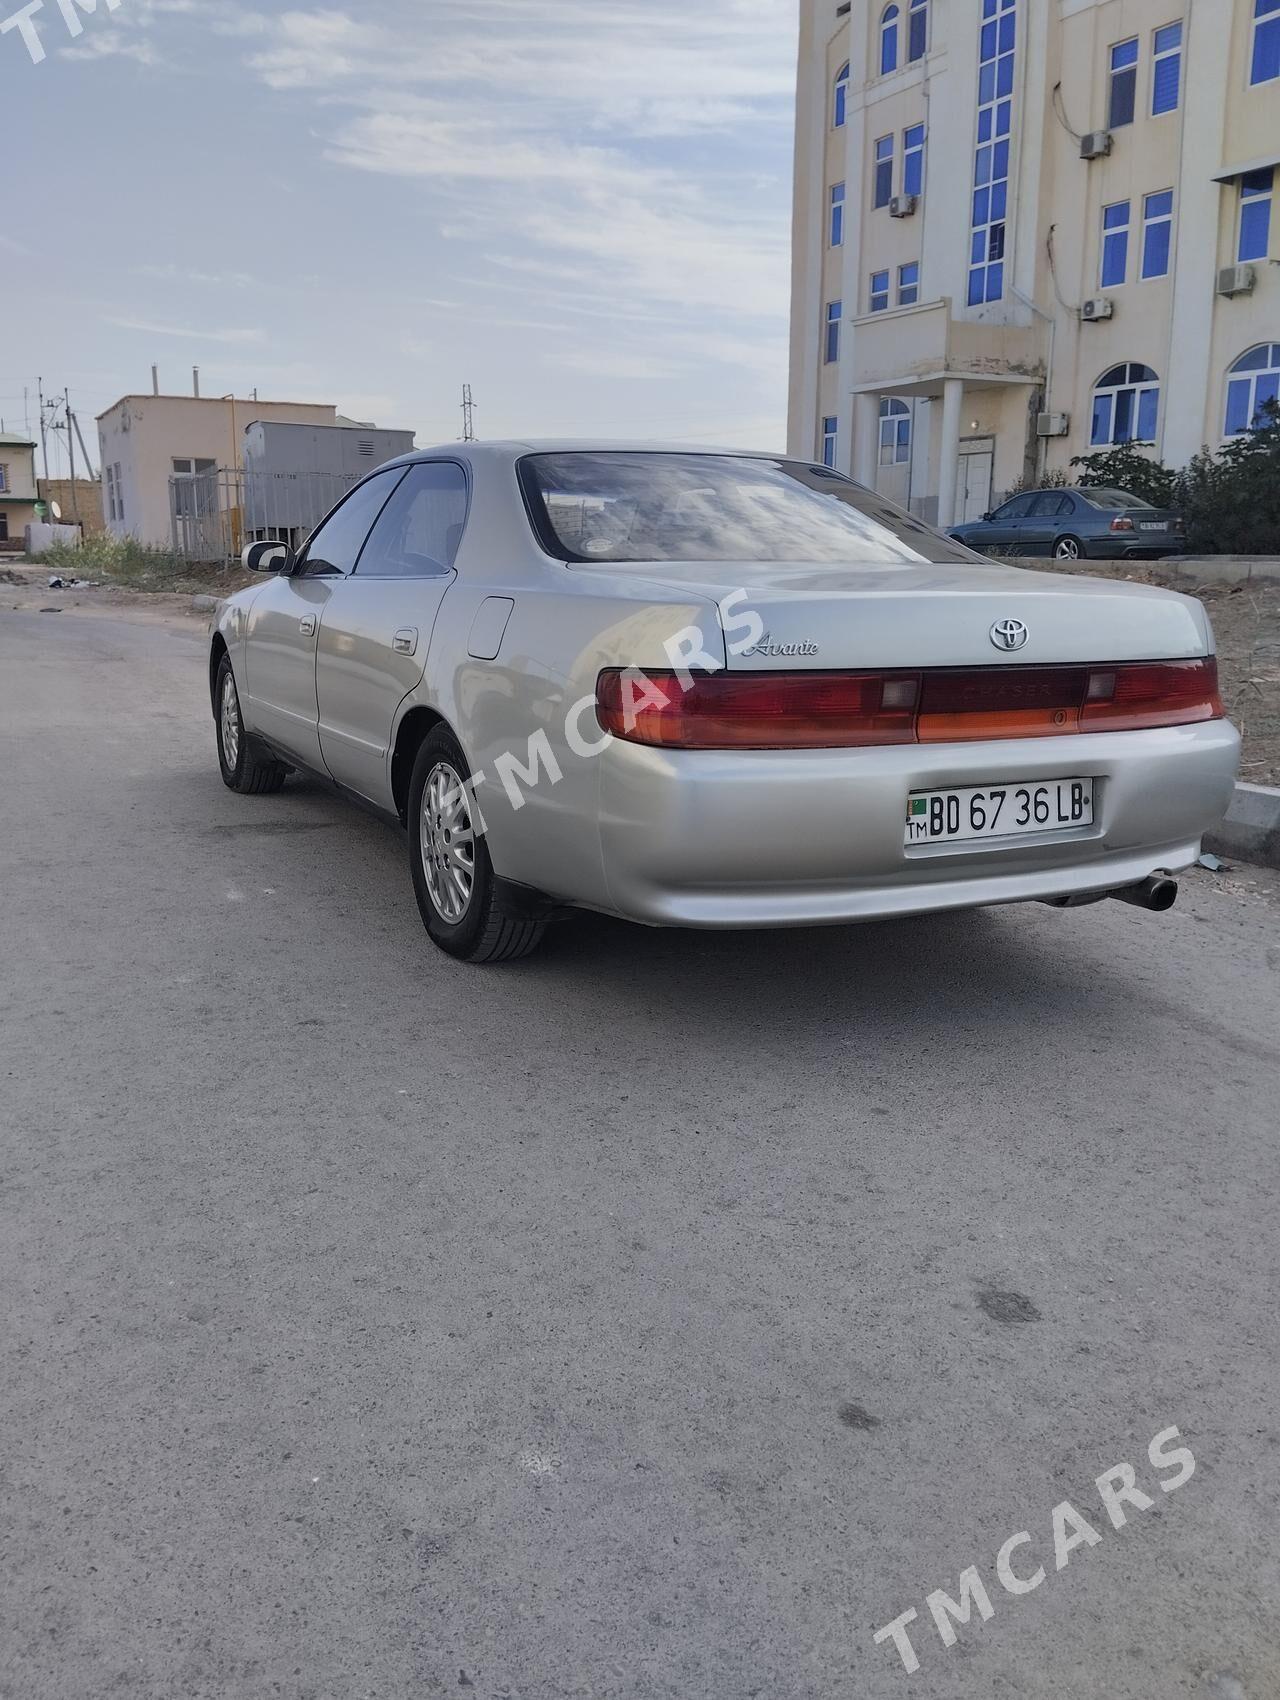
[788,0,1280,525]
[96,391,339,547]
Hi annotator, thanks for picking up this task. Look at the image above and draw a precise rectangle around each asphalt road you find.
[3,603,1279,1700]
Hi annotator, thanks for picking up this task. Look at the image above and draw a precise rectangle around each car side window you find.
[299,468,405,577]
[1029,493,1063,516]
[996,494,1034,520]
[1055,495,1076,515]
[355,461,470,578]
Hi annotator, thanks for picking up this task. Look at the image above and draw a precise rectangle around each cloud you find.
[236,4,791,321]
[134,264,259,289]
[103,316,267,345]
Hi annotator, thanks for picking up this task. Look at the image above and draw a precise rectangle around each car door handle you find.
[393,627,418,655]
[299,614,317,636]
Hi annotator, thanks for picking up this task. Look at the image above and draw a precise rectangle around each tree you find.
[1070,443,1179,508]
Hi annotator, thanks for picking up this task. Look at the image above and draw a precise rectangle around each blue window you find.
[1224,343,1280,434]
[879,398,911,466]
[825,300,842,364]
[1253,0,1280,86]
[1152,22,1182,113]
[903,123,926,197]
[1091,363,1160,446]
[870,270,891,312]
[898,261,920,305]
[1141,190,1173,278]
[1109,38,1139,127]
[969,0,1016,307]
[908,0,928,62]
[1239,168,1273,263]
[874,135,894,208]
[1101,200,1130,288]
[834,62,849,128]
[822,416,838,468]
[830,182,846,247]
[881,5,900,74]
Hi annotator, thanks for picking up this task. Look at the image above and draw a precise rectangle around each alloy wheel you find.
[420,760,476,924]
[1055,538,1081,560]
[220,671,242,770]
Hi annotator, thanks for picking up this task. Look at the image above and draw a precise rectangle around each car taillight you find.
[1080,657,1223,731]
[594,669,919,749]
[594,658,1223,750]
[1110,516,1136,532]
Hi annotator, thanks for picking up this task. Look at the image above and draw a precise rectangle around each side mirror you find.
[982,511,994,522]
[242,540,295,574]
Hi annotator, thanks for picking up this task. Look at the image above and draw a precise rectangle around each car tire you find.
[215,654,287,794]
[408,726,546,964]
[1054,535,1085,562]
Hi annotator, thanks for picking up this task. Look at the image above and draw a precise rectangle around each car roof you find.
[379,438,789,469]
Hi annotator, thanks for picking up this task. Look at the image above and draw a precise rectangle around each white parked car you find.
[209,444,1238,962]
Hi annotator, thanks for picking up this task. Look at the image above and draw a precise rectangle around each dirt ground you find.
[1047,558,1280,786]
[4,557,1278,785]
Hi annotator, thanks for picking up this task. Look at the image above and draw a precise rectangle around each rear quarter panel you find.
[421,572,726,910]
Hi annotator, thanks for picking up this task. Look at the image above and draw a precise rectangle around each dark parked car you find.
[949,487,1185,561]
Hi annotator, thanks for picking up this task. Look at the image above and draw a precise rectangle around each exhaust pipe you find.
[1110,874,1178,913]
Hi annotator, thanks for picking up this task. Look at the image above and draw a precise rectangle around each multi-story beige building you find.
[788,0,1280,527]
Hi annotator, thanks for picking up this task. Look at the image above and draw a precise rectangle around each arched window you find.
[879,397,911,465]
[1091,363,1160,446]
[1224,343,1280,435]
[908,0,928,62]
[833,62,849,127]
[880,5,900,76]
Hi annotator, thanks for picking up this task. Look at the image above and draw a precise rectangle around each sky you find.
[2,0,797,477]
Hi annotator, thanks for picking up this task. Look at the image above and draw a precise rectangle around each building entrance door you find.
[958,442,994,522]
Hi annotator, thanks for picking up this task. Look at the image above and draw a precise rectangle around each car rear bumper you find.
[596,719,1240,927]
[1087,537,1186,559]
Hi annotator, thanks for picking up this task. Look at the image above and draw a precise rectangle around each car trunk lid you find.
[579,558,1211,669]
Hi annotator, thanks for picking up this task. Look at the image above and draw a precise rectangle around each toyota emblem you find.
[990,618,1029,652]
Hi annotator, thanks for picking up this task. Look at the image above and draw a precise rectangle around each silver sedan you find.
[209,443,1239,962]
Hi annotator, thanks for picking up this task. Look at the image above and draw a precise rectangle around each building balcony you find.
[849,297,1046,397]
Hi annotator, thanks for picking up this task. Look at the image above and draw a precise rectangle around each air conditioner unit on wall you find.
[1080,297,1114,321]
[1080,131,1113,160]
[1217,264,1256,297]
[1037,412,1070,437]
[888,194,918,219]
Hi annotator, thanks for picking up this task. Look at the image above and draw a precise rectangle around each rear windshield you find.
[518,452,977,565]
[1080,488,1156,511]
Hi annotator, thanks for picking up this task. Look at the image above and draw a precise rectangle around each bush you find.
[1176,401,1280,556]
[1008,468,1070,496]
[1070,443,1179,508]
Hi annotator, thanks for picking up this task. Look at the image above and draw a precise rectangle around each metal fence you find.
[168,467,361,562]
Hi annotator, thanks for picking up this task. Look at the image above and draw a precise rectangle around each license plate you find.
[905,778,1094,846]
[1139,521,1168,531]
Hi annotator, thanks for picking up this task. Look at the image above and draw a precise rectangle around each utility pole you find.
[65,393,81,526]
[37,376,49,479]
[460,383,476,442]
[71,410,95,481]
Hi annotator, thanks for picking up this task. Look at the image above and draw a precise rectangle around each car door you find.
[976,492,1034,549]
[1019,492,1067,554]
[315,461,469,807]
[242,466,407,771]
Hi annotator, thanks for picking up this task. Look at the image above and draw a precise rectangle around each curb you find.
[1157,557,1280,587]
[1204,783,1280,870]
